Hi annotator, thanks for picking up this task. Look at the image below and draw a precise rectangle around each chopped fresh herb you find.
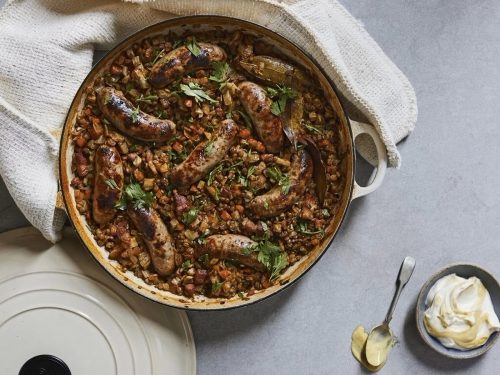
[104,95,112,105]
[180,82,217,104]
[181,207,200,225]
[322,208,330,217]
[172,39,183,49]
[225,111,232,119]
[266,166,291,194]
[168,149,187,163]
[260,221,269,233]
[151,48,165,65]
[242,240,288,280]
[267,85,297,116]
[209,62,231,89]
[136,94,158,105]
[237,291,245,299]
[124,82,134,94]
[186,37,201,57]
[237,165,256,187]
[115,182,154,210]
[207,163,223,186]
[188,116,194,123]
[130,106,140,123]
[105,179,119,190]
[296,219,325,236]
[181,259,192,271]
[195,230,210,245]
[155,109,167,119]
[263,200,269,209]
[204,138,215,154]
[213,186,220,201]
[305,122,323,134]
[212,280,223,293]
[198,253,209,265]
[234,110,253,128]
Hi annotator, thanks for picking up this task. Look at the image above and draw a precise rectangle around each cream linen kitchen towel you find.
[0,0,417,242]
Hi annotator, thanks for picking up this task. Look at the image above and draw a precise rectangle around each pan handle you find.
[350,120,388,200]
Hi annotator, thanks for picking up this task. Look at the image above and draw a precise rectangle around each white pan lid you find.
[0,227,196,375]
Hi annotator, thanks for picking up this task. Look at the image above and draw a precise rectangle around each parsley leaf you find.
[204,138,216,154]
[136,94,158,105]
[234,110,253,129]
[181,207,200,225]
[296,219,325,236]
[266,166,291,194]
[209,62,231,89]
[151,48,165,65]
[186,37,201,57]
[180,82,217,104]
[305,122,323,134]
[181,259,192,271]
[267,85,297,116]
[105,179,118,190]
[212,280,223,293]
[242,240,289,280]
[130,106,140,123]
[115,182,154,210]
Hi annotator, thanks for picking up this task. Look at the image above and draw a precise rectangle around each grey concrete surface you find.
[1,1,500,374]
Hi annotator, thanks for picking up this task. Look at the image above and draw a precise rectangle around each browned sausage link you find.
[170,119,238,188]
[238,81,284,153]
[92,145,124,225]
[127,207,176,277]
[96,87,176,142]
[149,43,227,88]
[249,150,313,218]
[197,234,265,272]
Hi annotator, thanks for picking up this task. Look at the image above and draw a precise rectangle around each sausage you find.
[238,81,284,153]
[92,145,124,225]
[170,119,238,188]
[96,87,176,142]
[249,150,313,218]
[150,43,227,88]
[197,234,265,272]
[127,207,176,277]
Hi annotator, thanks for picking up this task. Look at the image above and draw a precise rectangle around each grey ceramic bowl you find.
[416,263,500,359]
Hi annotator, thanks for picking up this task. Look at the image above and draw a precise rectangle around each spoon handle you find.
[384,256,416,325]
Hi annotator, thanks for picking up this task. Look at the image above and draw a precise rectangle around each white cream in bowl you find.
[424,274,500,350]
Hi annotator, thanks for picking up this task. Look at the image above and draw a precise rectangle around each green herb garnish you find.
[155,109,167,119]
[209,62,231,90]
[212,280,223,293]
[305,122,323,134]
[136,94,158,105]
[296,219,325,236]
[124,82,134,95]
[267,85,297,116]
[207,163,223,186]
[242,240,288,280]
[115,182,154,210]
[186,37,201,57]
[195,230,210,245]
[180,82,217,104]
[130,106,140,123]
[181,207,200,225]
[204,138,216,154]
[266,166,291,194]
[181,259,192,271]
[105,179,119,190]
[198,253,209,265]
[234,110,253,128]
[151,48,165,65]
